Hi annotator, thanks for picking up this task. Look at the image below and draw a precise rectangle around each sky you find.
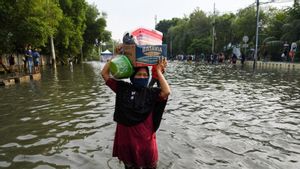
[86,0,293,41]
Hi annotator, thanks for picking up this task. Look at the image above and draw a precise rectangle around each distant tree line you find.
[0,0,111,64]
[156,2,300,62]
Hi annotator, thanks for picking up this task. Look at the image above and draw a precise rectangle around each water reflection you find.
[0,61,300,169]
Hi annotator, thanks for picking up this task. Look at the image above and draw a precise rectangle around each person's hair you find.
[130,67,149,82]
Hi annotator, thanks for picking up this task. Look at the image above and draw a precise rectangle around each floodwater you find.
[0,61,300,169]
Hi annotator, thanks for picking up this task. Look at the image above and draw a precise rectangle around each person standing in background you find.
[241,52,246,65]
[8,54,15,73]
[231,53,237,64]
[289,42,297,63]
[32,48,40,73]
[25,44,33,74]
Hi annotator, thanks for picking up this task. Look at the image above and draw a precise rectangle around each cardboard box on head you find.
[116,28,167,67]
[115,44,167,67]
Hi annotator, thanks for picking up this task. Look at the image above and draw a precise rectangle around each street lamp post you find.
[212,3,216,54]
[253,0,260,69]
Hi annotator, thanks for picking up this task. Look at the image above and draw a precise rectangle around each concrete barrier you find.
[245,61,300,70]
[30,73,41,80]
[14,75,30,83]
[0,73,41,87]
[0,78,15,86]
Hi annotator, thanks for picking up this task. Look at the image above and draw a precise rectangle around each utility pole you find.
[212,3,216,54]
[253,0,260,70]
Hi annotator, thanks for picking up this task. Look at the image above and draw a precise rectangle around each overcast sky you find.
[86,0,293,41]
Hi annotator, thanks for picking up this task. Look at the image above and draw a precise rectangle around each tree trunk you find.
[50,35,56,68]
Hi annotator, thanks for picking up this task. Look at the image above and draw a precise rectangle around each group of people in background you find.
[175,52,247,66]
[280,42,298,63]
[204,52,245,65]
[0,44,41,74]
[1,45,41,74]
[23,44,40,74]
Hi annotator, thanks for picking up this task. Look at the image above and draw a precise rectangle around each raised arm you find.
[101,61,111,82]
[156,58,171,99]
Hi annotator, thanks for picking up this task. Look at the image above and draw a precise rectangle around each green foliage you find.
[287,4,300,20]
[232,6,265,44]
[55,0,88,62]
[0,0,110,64]
[82,4,111,60]
[281,19,300,42]
[265,40,283,61]
[156,18,183,56]
[42,0,63,35]
[156,4,300,62]
[187,38,211,55]
[265,8,287,39]
[263,37,277,44]
[169,19,189,55]
[156,18,181,43]
[0,0,63,55]
[215,13,236,52]
[0,1,14,53]
[187,8,211,39]
[161,9,211,56]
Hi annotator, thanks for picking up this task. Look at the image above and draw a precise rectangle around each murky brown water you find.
[0,61,300,169]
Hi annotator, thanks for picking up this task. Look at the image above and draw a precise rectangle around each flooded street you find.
[0,61,300,169]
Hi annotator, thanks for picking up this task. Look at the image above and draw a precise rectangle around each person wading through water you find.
[101,58,170,169]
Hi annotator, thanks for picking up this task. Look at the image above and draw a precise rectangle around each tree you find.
[187,38,211,55]
[82,4,111,60]
[281,19,300,42]
[187,8,211,39]
[168,19,189,55]
[281,5,300,42]
[265,8,287,39]
[233,7,255,44]
[215,13,236,52]
[0,0,62,55]
[55,0,88,63]
[156,18,181,43]
[0,1,15,54]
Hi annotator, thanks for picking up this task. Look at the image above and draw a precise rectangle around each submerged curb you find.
[244,61,300,70]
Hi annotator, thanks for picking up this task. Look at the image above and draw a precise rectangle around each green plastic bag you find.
[109,55,134,79]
